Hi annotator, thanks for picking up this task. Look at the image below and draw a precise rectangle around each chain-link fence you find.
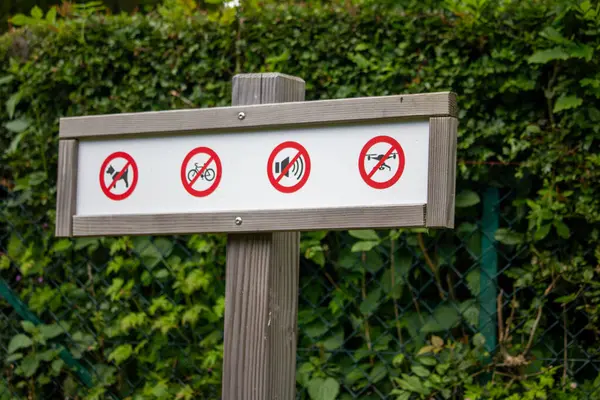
[2,172,600,399]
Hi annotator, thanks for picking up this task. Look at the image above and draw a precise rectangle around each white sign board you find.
[55,92,457,237]
[76,120,429,216]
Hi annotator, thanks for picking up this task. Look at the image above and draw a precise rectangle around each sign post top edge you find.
[58,91,458,140]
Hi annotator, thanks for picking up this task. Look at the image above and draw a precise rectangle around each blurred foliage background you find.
[1,0,600,399]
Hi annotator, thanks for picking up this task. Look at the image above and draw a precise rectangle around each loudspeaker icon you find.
[275,156,304,180]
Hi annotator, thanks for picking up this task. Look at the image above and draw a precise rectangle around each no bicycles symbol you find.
[267,141,311,194]
[358,135,406,189]
[99,151,139,201]
[180,146,222,197]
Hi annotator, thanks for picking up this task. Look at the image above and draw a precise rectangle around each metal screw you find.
[238,112,246,120]
[235,217,243,226]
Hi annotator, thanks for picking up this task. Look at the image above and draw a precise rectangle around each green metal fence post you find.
[0,278,96,390]
[479,187,499,360]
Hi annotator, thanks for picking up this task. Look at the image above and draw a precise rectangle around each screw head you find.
[238,112,246,120]
[235,217,243,226]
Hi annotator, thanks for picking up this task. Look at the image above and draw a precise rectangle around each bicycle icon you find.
[187,162,215,183]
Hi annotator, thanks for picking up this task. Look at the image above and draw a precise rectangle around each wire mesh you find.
[1,176,600,399]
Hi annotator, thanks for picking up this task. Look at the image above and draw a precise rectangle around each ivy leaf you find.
[0,75,13,86]
[39,324,64,340]
[307,377,340,400]
[369,363,388,383]
[455,191,480,208]
[534,224,552,241]
[465,269,480,297]
[527,47,570,63]
[554,220,571,239]
[5,353,23,363]
[4,118,30,133]
[322,329,344,351]
[348,229,379,241]
[411,365,430,378]
[46,6,57,23]
[20,354,40,377]
[31,6,44,19]
[553,94,583,113]
[397,374,429,395]
[351,240,379,252]
[359,287,382,316]
[494,228,524,245]
[8,334,33,354]
[108,344,133,365]
[421,305,460,333]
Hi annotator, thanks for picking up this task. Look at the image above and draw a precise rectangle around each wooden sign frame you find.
[55,91,457,238]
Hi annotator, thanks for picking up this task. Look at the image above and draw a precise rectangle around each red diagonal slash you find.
[188,155,215,187]
[275,151,303,183]
[108,161,131,190]
[367,145,396,179]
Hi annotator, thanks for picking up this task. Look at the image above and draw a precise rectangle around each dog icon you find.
[106,164,129,189]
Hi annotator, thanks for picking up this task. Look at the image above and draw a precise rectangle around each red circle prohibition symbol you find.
[267,141,311,194]
[358,135,406,189]
[99,151,139,201]
[180,146,222,197]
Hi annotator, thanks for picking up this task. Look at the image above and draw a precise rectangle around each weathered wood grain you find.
[222,72,305,400]
[59,91,457,139]
[426,117,458,228]
[55,140,78,237]
[72,204,426,236]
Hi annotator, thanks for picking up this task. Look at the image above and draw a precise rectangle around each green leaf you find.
[369,363,387,383]
[21,321,36,334]
[553,220,570,239]
[494,228,524,245]
[322,329,344,351]
[397,374,429,395]
[4,118,29,133]
[554,292,578,304]
[417,356,437,366]
[5,353,23,363]
[307,377,340,400]
[355,43,369,51]
[20,354,40,377]
[392,353,405,367]
[359,287,382,315]
[534,224,552,241]
[31,6,43,19]
[527,47,570,63]
[553,94,583,113]
[46,6,57,23]
[108,344,133,365]
[6,91,22,119]
[348,229,379,241]
[465,269,480,296]
[40,324,64,340]
[455,191,480,208]
[8,334,33,354]
[539,27,571,45]
[51,359,65,374]
[9,14,30,26]
[473,333,486,347]
[421,305,460,333]
[0,76,13,86]
[382,268,403,299]
[411,365,430,378]
[351,240,379,252]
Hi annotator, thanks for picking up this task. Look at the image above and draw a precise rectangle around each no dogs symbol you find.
[99,151,139,201]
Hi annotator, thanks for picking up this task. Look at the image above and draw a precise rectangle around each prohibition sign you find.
[180,146,222,197]
[267,141,311,194]
[99,151,138,201]
[358,135,406,190]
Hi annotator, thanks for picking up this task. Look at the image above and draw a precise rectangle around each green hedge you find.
[1,1,600,399]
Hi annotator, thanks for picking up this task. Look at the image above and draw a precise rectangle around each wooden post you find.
[222,73,305,399]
